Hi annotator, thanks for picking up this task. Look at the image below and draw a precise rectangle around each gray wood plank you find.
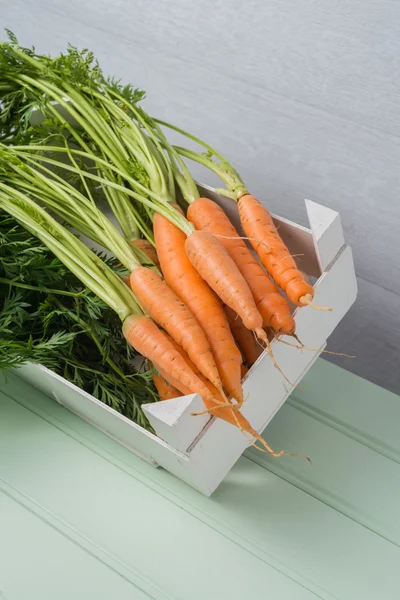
[2,0,399,392]
[7,0,400,139]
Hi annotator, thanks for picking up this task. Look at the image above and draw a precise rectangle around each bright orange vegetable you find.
[131,239,160,267]
[238,195,314,306]
[224,305,264,366]
[152,369,180,400]
[187,197,295,334]
[185,229,267,341]
[130,267,225,396]
[122,314,219,405]
[153,211,243,403]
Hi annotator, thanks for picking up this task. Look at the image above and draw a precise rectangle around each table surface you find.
[1,359,399,600]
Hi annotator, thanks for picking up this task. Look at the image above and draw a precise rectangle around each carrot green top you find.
[0,38,195,237]
[0,183,141,323]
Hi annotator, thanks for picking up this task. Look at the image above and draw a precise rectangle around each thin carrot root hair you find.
[213,233,271,253]
[253,330,295,387]
[291,333,303,345]
[248,436,285,457]
[193,388,255,416]
[192,380,307,460]
[299,293,332,311]
[215,385,229,403]
[278,338,356,359]
[243,429,311,461]
[273,253,305,264]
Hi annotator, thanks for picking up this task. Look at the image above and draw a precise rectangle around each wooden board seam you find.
[0,384,337,600]
[245,450,400,549]
[0,477,172,600]
[286,396,400,464]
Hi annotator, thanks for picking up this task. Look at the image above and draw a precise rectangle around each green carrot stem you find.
[173,146,248,202]
[0,186,140,321]
[154,118,248,201]
[98,89,176,201]
[1,153,143,273]
[7,73,140,241]
[11,148,194,235]
[155,118,227,160]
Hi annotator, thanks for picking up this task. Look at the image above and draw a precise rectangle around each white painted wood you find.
[142,393,209,452]
[305,199,345,271]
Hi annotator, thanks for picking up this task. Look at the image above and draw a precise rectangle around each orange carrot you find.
[154,362,193,397]
[187,197,295,335]
[146,358,180,400]
[185,229,267,341]
[122,314,220,405]
[224,305,264,366]
[238,195,314,306]
[131,239,160,267]
[152,369,180,400]
[153,211,243,402]
[130,267,225,395]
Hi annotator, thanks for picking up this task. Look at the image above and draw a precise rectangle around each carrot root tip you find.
[299,294,332,311]
[291,333,304,346]
[255,328,268,343]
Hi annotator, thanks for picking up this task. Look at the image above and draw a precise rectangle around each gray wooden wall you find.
[2,0,400,394]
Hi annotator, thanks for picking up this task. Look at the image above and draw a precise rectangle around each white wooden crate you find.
[15,184,357,495]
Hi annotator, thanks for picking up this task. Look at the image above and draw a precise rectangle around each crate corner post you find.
[305,198,345,271]
[142,394,210,453]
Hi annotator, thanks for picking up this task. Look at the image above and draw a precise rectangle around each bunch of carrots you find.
[0,36,330,456]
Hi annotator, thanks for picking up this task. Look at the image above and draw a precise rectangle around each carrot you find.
[129,267,226,396]
[152,369,180,400]
[187,197,295,335]
[237,195,314,306]
[224,305,264,366]
[131,239,160,267]
[154,362,194,398]
[122,314,223,404]
[153,211,244,402]
[185,229,267,341]
[160,335,285,456]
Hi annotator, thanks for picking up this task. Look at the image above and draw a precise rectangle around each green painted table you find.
[1,360,399,599]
